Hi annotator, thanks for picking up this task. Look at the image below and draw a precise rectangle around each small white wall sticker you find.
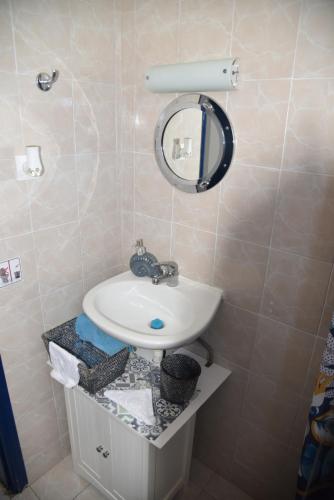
[0,257,22,288]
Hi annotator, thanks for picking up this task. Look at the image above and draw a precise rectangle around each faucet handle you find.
[153,261,179,274]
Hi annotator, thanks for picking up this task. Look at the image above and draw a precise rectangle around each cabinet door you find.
[72,390,111,485]
[108,417,152,500]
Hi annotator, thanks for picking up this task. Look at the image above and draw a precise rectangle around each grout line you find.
[239,76,334,82]
[229,0,236,58]
[258,0,302,316]
[131,211,334,264]
[316,264,334,337]
[170,187,175,259]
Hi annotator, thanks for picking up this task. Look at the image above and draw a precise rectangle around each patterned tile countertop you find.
[81,351,200,443]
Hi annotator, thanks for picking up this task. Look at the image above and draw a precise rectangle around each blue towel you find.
[75,314,131,356]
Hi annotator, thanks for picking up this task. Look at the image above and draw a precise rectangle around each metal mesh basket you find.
[160,354,201,404]
[42,318,129,394]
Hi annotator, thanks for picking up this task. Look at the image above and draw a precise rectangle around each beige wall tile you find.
[4,352,53,417]
[282,79,334,175]
[121,210,135,265]
[241,372,299,441]
[272,171,334,261]
[0,1,16,73]
[12,0,72,77]
[214,236,269,313]
[0,297,44,369]
[218,165,279,246]
[295,0,334,77]
[19,76,74,156]
[80,211,122,274]
[173,185,220,233]
[120,86,135,152]
[71,26,115,83]
[235,420,298,486]
[194,360,249,472]
[25,436,65,484]
[134,213,171,261]
[134,89,174,155]
[250,316,314,391]
[0,94,22,159]
[69,0,115,29]
[326,271,334,306]
[40,281,84,330]
[227,80,290,168]
[232,0,300,79]
[289,397,312,450]
[74,83,117,154]
[171,224,215,284]
[118,0,136,86]
[208,356,249,423]
[302,336,326,399]
[179,0,234,62]
[261,249,331,333]
[134,153,173,220]
[0,159,15,181]
[318,304,333,339]
[318,271,334,337]
[0,179,31,239]
[34,222,82,294]
[83,265,124,294]
[120,161,134,212]
[207,302,258,369]
[76,153,119,216]
[29,155,78,231]
[16,397,59,467]
[135,0,178,78]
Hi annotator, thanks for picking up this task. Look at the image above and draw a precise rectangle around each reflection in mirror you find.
[155,94,234,193]
[162,108,202,180]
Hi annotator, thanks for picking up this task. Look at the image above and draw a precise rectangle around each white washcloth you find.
[49,341,80,389]
[104,388,156,425]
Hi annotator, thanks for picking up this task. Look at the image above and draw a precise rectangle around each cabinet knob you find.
[102,450,110,458]
[96,445,103,453]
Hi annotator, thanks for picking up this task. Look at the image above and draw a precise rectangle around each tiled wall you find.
[0,0,122,483]
[118,1,334,499]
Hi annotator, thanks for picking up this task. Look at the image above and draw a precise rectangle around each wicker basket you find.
[42,318,129,394]
[160,354,201,404]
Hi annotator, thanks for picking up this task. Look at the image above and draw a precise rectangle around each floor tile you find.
[173,481,201,500]
[0,486,38,500]
[190,458,214,489]
[198,492,216,500]
[13,488,38,500]
[205,473,254,500]
[75,485,107,500]
[31,455,87,500]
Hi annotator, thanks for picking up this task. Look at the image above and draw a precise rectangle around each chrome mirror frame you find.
[154,93,234,193]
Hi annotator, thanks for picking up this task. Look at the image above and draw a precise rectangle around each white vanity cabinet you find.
[65,387,195,500]
[64,349,231,500]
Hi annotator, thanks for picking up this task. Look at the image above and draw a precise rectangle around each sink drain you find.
[150,318,164,329]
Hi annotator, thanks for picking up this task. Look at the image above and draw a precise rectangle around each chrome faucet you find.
[151,261,179,287]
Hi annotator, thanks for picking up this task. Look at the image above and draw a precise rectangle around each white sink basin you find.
[83,271,222,350]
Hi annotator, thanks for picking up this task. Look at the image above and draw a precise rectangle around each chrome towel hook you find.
[36,69,59,91]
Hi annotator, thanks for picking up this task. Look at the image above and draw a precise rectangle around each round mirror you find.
[154,94,234,193]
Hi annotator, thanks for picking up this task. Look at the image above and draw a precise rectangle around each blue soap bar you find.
[150,318,164,329]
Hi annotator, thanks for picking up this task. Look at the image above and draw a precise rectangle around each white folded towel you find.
[49,341,80,389]
[104,388,156,426]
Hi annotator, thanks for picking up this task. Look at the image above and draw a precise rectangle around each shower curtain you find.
[296,316,334,499]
